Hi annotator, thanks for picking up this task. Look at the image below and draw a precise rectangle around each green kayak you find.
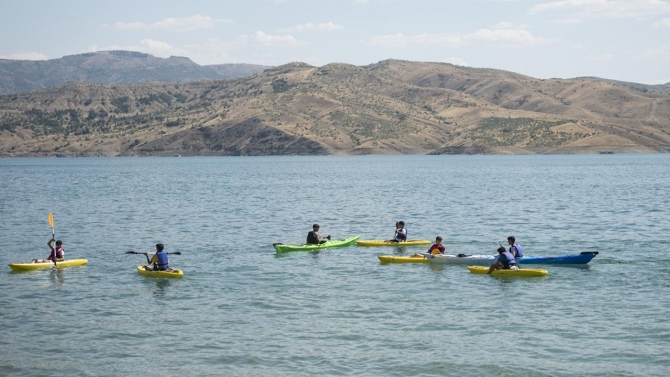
[274,236,360,253]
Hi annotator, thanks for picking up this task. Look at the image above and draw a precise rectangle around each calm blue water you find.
[1,155,669,376]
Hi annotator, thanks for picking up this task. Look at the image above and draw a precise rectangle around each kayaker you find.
[411,235,445,257]
[507,236,524,258]
[306,224,330,244]
[427,236,446,255]
[143,243,169,271]
[391,221,407,242]
[31,237,65,263]
[488,246,519,274]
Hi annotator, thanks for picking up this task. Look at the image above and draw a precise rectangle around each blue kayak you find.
[426,251,599,266]
[517,252,599,265]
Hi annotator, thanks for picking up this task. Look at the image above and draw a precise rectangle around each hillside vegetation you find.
[1,59,669,156]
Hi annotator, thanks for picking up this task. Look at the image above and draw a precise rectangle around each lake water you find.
[1,154,669,376]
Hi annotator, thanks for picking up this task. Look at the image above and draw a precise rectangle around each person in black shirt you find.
[306,224,330,244]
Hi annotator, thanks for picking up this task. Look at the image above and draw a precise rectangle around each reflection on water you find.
[49,268,65,287]
[392,246,411,255]
[427,263,447,273]
[146,278,172,298]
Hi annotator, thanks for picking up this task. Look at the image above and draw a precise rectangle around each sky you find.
[1,0,669,84]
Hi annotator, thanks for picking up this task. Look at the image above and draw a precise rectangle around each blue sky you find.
[1,0,669,84]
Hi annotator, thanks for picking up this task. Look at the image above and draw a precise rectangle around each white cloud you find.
[112,15,232,31]
[185,36,250,65]
[0,52,48,60]
[140,39,189,56]
[254,31,307,46]
[443,57,468,66]
[353,0,369,4]
[530,0,670,18]
[654,17,670,26]
[554,17,582,23]
[584,53,614,61]
[282,22,344,32]
[363,27,548,48]
[637,44,670,59]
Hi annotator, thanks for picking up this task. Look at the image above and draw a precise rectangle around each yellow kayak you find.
[378,255,429,263]
[137,266,183,278]
[358,239,431,247]
[467,266,548,277]
[8,259,88,271]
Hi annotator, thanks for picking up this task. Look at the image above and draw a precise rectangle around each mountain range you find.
[0,55,669,157]
[0,50,271,95]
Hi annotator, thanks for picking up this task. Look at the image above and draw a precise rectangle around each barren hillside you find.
[1,59,669,156]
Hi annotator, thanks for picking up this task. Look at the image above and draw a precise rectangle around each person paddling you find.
[390,221,407,242]
[143,243,170,271]
[31,237,65,263]
[488,246,519,274]
[306,224,330,244]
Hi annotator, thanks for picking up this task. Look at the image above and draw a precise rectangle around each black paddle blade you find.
[169,252,182,255]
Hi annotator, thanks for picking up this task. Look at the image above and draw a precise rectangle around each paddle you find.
[48,213,56,267]
[125,251,182,255]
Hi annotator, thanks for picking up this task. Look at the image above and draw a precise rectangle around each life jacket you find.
[48,247,64,261]
[307,231,320,244]
[510,244,524,258]
[395,228,407,241]
[429,244,445,255]
[154,251,169,271]
[499,251,517,269]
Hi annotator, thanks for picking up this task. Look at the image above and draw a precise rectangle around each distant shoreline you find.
[3,149,668,158]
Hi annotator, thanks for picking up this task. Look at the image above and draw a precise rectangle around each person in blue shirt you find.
[507,236,524,258]
[488,246,519,274]
[390,221,407,242]
[144,243,170,271]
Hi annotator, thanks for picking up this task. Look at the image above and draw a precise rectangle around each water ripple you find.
[1,155,669,376]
